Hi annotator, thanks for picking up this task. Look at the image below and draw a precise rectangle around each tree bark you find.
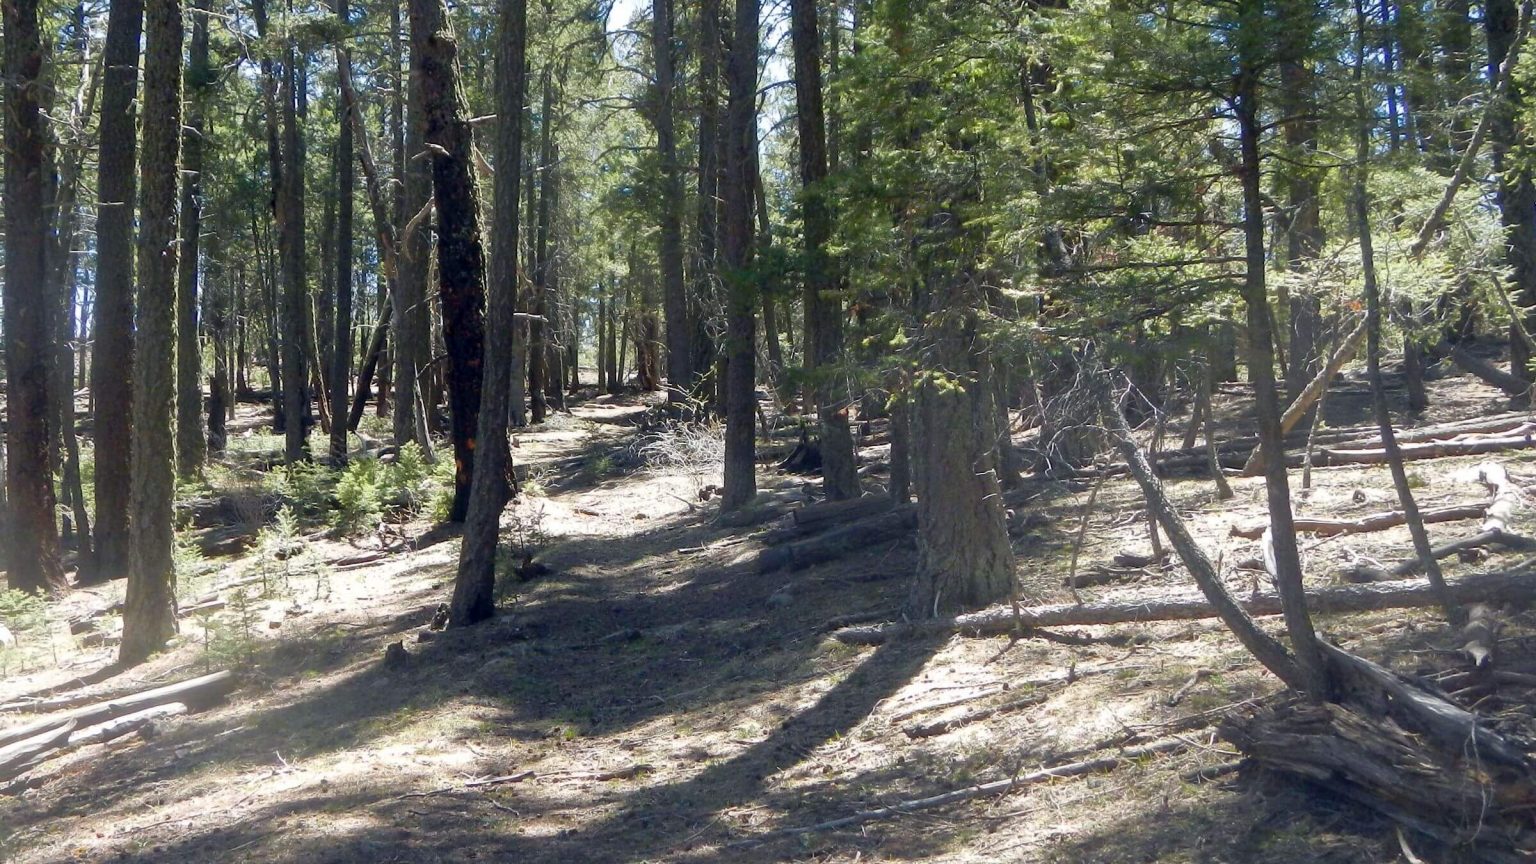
[410,0,487,523]
[653,0,691,403]
[175,0,211,477]
[121,0,182,664]
[3,0,66,594]
[450,0,525,627]
[528,68,553,424]
[330,0,355,463]
[88,0,144,584]
[720,0,759,511]
[1234,21,1330,696]
[395,0,432,449]
[791,0,858,500]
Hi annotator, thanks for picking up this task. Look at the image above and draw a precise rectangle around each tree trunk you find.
[1352,0,1456,619]
[410,0,487,523]
[528,68,553,424]
[121,0,182,664]
[394,0,431,449]
[330,0,355,463]
[691,0,722,401]
[278,29,309,462]
[175,0,210,477]
[1234,21,1330,697]
[449,0,525,628]
[3,0,66,593]
[89,0,144,584]
[791,0,858,500]
[653,0,691,402]
[720,0,759,511]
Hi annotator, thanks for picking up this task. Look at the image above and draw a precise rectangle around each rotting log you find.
[1318,433,1536,465]
[1230,503,1487,540]
[1220,699,1532,859]
[0,670,232,749]
[833,567,1536,645]
[789,495,894,531]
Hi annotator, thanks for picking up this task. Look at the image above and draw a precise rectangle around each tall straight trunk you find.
[528,67,553,423]
[121,0,182,663]
[1487,0,1536,389]
[331,0,355,463]
[1352,0,1456,619]
[720,0,759,511]
[791,0,858,500]
[208,236,231,454]
[1234,4,1329,698]
[410,0,487,522]
[89,0,143,583]
[1279,47,1324,400]
[395,0,431,447]
[3,0,66,593]
[653,0,691,401]
[691,0,721,398]
[280,38,309,461]
[176,0,211,477]
[450,0,525,623]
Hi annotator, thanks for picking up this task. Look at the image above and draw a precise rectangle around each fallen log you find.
[0,670,233,749]
[789,495,894,532]
[833,567,1536,645]
[757,506,916,574]
[65,702,187,749]
[1431,339,1531,399]
[1345,528,1536,582]
[1339,413,1535,449]
[1221,699,1531,859]
[1230,503,1487,540]
[0,720,75,779]
[1319,433,1536,465]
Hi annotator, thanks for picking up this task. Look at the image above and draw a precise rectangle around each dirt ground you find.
[1,358,1533,863]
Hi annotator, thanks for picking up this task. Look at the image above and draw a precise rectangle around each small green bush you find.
[0,588,47,636]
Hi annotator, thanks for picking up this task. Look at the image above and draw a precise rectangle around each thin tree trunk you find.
[653,0,691,402]
[395,0,431,448]
[1235,8,1330,697]
[1352,0,1457,620]
[175,0,210,477]
[121,0,182,662]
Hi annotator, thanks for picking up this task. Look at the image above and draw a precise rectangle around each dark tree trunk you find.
[1279,26,1325,401]
[89,0,143,584]
[720,0,759,511]
[791,0,858,500]
[529,68,553,424]
[691,0,722,400]
[1234,14,1330,697]
[176,0,210,477]
[331,0,355,463]
[450,0,525,627]
[121,0,182,663]
[279,37,310,462]
[653,0,691,402]
[410,0,487,522]
[3,0,66,593]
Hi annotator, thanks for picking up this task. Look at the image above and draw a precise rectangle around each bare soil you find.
[2,358,1533,863]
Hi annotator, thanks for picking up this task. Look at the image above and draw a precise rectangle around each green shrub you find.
[0,589,47,636]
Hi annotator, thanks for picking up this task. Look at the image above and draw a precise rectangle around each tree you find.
[652,0,691,403]
[790,0,859,501]
[410,0,488,522]
[719,0,758,511]
[279,18,310,462]
[89,0,144,583]
[2,0,66,594]
[331,0,356,464]
[176,0,212,477]
[121,0,183,664]
[451,0,527,626]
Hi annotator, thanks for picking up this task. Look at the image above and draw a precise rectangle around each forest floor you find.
[2,353,1535,863]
